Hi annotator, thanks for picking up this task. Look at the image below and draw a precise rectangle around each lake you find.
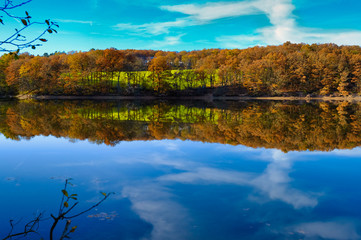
[0,100,361,240]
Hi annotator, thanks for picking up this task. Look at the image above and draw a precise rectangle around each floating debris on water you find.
[88,211,118,221]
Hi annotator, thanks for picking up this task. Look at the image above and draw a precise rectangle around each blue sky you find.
[3,0,361,54]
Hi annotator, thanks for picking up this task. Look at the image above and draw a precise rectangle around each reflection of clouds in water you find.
[145,153,189,169]
[115,153,196,170]
[215,144,257,153]
[141,140,182,152]
[122,184,190,240]
[156,141,180,151]
[333,147,361,157]
[217,144,361,162]
[291,220,360,240]
[88,177,110,193]
[117,147,320,239]
[159,167,253,185]
[88,211,118,221]
[55,161,99,167]
[251,150,318,209]
[159,150,318,209]
[115,144,359,239]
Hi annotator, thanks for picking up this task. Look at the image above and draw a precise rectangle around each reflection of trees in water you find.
[1,100,361,151]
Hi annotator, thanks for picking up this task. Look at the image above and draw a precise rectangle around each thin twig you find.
[65,193,114,219]
[59,220,71,240]
[2,213,43,240]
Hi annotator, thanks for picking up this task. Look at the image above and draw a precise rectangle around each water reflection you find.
[0,100,361,239]
[1,136,361,239]
[116,144,360,240]
[0,100,361,151]
[291,221,360,240]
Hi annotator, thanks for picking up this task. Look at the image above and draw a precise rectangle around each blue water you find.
[1,135,361,240]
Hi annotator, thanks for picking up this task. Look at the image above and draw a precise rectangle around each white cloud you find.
[218,26,361,48]
[114,19,191,35]
[55,19,94,26]
[161,2,259,21]
[216,0,361,47]
[113,0,261,35]
[114,0,289,36]
[163,35,184,46]
[151,34,185,48]
[252,0,295,26]
[114,0,361,46]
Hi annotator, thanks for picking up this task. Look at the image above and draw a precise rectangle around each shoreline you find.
[12,94,361,102]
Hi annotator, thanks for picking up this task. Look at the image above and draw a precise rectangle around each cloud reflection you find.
[108,141,361,239]
[122,183,191,240]
[251,150,318,209]
[116,146,320,239]
[291,220,360,240]
[159,149,318,209]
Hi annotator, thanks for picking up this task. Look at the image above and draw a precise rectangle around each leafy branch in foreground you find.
[0,0,58,53]
[2,178,114,240]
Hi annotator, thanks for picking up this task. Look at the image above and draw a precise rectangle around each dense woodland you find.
[1,100,361,152]
[0,42,361,97]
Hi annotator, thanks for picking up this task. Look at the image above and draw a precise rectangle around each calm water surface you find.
[0,100,360,240]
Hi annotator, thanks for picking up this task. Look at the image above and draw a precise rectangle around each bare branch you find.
[2,213,44,240]
[65,192,114,219]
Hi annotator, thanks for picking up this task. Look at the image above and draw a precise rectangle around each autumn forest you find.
[1,42,361,97]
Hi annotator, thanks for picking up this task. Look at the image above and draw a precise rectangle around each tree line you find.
[1,100,361,152]
[0,42,361,96]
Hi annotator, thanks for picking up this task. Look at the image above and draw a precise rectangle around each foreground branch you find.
[0,0,58,52]
[2,179,113,240]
